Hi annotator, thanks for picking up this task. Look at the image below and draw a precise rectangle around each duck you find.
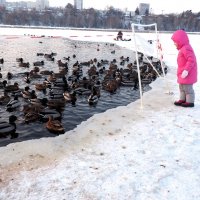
[40,70,52,75]
[44,54,55,61]
[39,108,61,122]
[52,72,66,78]
[93,58,97,63]
[24,112,39,123]
[4,82,19,92]
[141,78,152,85]
[22,103,44,115]
[57,60,68,68]
[78,77,90,89]
[103,79,118,93]
[30,90,37,99]
[29,70,42,79]
[47,98,66,109]
[50,82,64,92]
[7,72,13,80]
[0,115,17,138]
[0,91,11,105]
[37,53,44,56]
[24,72,31,84]
[48,73,57,82]
[63,91,77,105]
[49,91,64,99]
[16,57,23,62]
[35,82,47,91]
[11,89,23,98]
[74,87,91,95]
[29,90,37,99]
[43,78,52,88]
[19,61,30,68]
[63,56,70,61]
[46,115,64,134]
[33,60,44,66]
[29,97,48,107]
[87,89,99,105]
[69,77,78,87]
[53,77,68,89]
[6,96,20,112]
[120,79,137,87]
[21,86,31,99]
[0,58,4,64]
[0,80,8,89]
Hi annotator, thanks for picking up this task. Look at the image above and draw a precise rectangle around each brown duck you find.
[46,116,64,134]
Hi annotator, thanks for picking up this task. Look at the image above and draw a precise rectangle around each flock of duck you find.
[0,39,167,140]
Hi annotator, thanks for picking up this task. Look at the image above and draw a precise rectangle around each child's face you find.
[174,42,178,49]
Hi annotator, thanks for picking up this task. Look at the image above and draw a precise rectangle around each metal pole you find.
[131,23,143,109]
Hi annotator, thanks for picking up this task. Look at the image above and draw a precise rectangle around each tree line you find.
[0,4,200,31]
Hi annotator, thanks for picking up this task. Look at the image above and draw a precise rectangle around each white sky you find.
[7,0,200,14]
[0,27,200,199]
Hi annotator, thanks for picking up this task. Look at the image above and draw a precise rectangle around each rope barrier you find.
[157,37,173,95]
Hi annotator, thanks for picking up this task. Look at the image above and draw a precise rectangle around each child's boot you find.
[181,102,194,107]
[174,100,185,106]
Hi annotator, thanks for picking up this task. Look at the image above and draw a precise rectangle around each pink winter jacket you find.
[171,30,197,84]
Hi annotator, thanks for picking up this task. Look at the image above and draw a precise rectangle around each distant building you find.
[5,0,49,10]
[74,0,83,10]
[124,11,134,28]
[27,1,37,9]
[36,0,49,10]
[6,1,30,10]
[139,3,150,15]
[0,0,6,7]
[133,15,143,25]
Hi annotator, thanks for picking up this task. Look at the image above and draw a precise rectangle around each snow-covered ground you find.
[0,27,200,200]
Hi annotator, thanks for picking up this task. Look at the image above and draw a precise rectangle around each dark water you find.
[0,36,150,147]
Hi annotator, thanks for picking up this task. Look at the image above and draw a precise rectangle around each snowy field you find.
[0,27,200,200]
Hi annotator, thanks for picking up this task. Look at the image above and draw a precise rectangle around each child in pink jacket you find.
[171,29,197,107]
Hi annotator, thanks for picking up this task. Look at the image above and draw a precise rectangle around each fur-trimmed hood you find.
[171,30,189,50]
